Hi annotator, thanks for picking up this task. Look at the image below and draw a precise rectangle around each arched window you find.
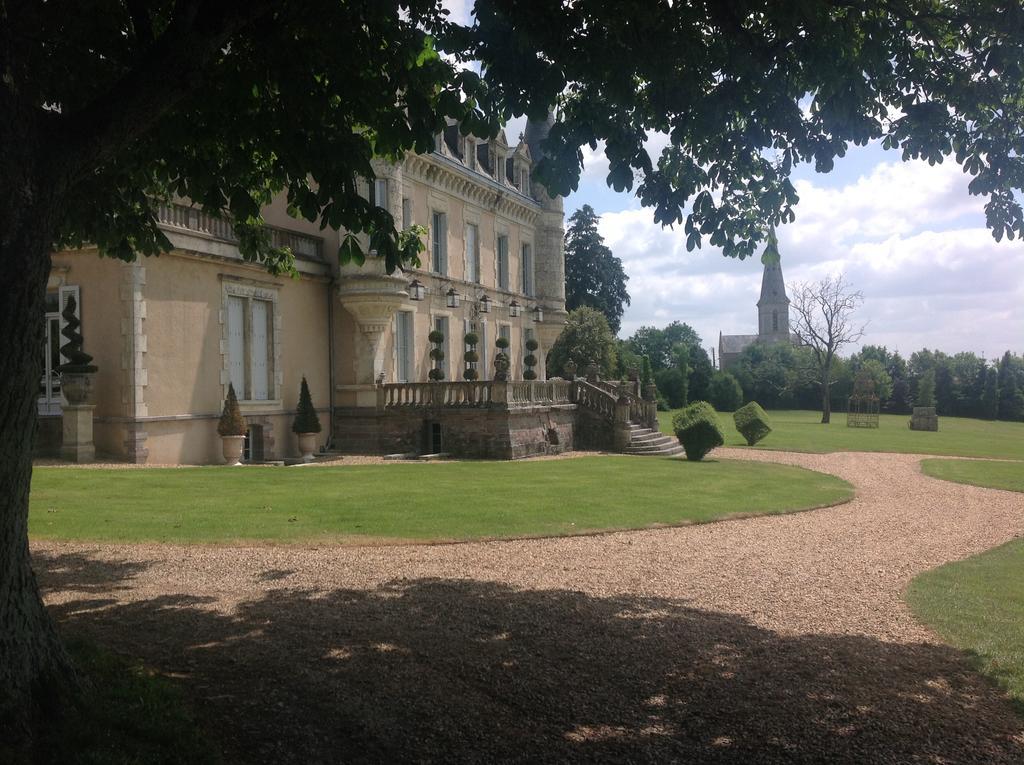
[772,310,779,331]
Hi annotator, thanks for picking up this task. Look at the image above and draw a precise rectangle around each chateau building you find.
[718,244,799,370]
[40,115,583,464]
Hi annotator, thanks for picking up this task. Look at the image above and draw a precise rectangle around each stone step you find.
[417,452,451,461]
[624,444,685,457]
[629,432,667,444]
[625,439,680,453]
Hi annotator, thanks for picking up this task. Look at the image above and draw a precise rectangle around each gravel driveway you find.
[34,449,1024,763]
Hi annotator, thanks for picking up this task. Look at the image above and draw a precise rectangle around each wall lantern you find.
[479,294,492,314]
[532,305,544,323]
[508,299,521,318]
[408,279,426,301]
[446,287,460,308]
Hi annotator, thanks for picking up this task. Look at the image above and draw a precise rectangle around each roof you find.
[719,334,759,354]
[757,231,789,306]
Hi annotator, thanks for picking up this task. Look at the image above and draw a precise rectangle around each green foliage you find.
[463,332,479,346]
[216,384,246,437]
[428,368,446,381]
[523,354,537,367]
[672,401,725,461]
[922,459,1024,493]
[564,205,630,333]
[464,350,479,363]
[55,294,97,374]
[708,371,744,412]
[641,355,654,387]
[997,351,1024,421]
[982,367,1000,420]
[733,401,772,446]
[522,369,538,380]
[916,369,936,408]
[292,376,321,434]
[429,348,445,360]
[654,367,686,409]
[525,338,539,352]
[463,367,479,381]
[495,336,510,350]
[428,330,445,344]
[547,306,618,379]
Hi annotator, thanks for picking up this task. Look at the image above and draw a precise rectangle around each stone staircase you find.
[623,422,684,457]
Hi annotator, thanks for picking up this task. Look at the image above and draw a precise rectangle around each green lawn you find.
[921,459,1024,492]
[907,538,1024,709]
[658,408,1024,460]
[30,457,851,544]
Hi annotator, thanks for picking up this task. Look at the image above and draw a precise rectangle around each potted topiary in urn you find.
[217,383,247,465]
[292,376,322,462]
[56,294,98,404]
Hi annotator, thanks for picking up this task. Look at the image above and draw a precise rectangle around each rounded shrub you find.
[523,369,537,380]
[464,350,479,363]
[464,332,479,346]
[429,348,445,361]
[672,401,725,461]
[733,401,772,446]
[495,336,510,350]
[523,353,537,367]
[463,367,479,381]
[525,338,539,352]
[428,368,446,381]
[428,329,445,344]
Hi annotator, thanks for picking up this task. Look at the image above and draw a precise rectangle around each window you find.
[395,311,415,383]
[506,158,515,185]
[227,294,275,401]
[431,212,447,275]
[402,197,413,230]
[496,235,509,290]
[38,290,69,415]
[370,178,388,209]
[772,310,779,332]
[465,138,476,170]
[465,223,480,283]
[519,167,530,193]
[433,315,449,379]
[479,321,488,379]
[521,242,534,296]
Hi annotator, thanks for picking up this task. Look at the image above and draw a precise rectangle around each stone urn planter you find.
[221,435,245,466]
[61,371,96,405]
[296,432,318,463]
[217,383,247,465]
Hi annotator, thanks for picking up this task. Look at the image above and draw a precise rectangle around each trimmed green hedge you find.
[672,401,724,461]
[733,401,771,446]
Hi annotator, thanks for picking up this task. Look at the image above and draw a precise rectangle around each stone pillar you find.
[613,399,631,452]
[490,380,509,407]
[61,404,96,462]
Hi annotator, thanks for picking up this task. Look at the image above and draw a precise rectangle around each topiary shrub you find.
[429,348,445,361]
[672,401,724,461]
[292,376,322,434]
[464,350,479,363]
[733,401,771,446]
[523,369,537,380]
[428,329,445,345]
[217,384,246,437]
[495,336,510,350]
[525,338,538,352]
[464,332,479,346]
[523,337,539,379]
[428,368,446,381]
[56,294,97,373]
[463,367,479,380]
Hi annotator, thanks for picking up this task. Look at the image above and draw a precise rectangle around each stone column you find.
[613,399,631,452]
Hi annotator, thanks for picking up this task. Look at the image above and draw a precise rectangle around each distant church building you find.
[718,233,798,370]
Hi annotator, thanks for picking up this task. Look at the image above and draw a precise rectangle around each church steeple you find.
[756,228,790,341]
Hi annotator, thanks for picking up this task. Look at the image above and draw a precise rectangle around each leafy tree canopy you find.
[564,205,630,334]
[547,306,618,379]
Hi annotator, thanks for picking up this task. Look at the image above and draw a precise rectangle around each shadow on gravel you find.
[34,550,1024,764]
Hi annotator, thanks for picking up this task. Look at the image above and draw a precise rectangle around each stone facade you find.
[41,116,568,464]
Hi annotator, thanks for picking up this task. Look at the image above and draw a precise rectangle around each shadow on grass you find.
[34,550,1024,764]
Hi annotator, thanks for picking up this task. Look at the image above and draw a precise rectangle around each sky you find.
[443,2,1024,361]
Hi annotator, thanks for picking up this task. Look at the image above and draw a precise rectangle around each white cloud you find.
[597,158,1024,358]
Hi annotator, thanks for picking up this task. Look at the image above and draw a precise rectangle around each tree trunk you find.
[0,122,78,754]
[820,371,832,424]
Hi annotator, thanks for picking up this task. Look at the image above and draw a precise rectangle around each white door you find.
[250,300,270,400]
[227,296,246,397]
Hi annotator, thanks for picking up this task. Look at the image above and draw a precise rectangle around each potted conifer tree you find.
[217,383,247,465]
[292,376,321,462]
[56,294,98,404]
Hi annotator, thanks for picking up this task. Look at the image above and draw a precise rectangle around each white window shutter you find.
[227,296,246,397]
[250,300,270,400]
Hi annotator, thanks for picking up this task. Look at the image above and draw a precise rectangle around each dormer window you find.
[465,138,476,170]
[519,167,530,193]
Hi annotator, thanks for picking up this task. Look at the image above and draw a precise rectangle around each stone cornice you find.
[404,153,542,227]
